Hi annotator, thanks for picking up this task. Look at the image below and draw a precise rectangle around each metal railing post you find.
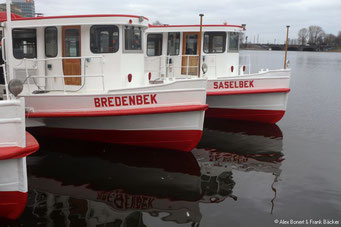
[186,56,189,76]
[248,54,251,74]
[2,64,10,100]
[24,58,31,93]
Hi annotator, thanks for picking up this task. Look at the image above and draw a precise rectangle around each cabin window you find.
[228,32,240,51]
[203,32,226,53]
[185,34,198,55]
[124,26,142,52]
[147,34,162,56]
[167,32,180,55]
[90,25,119,53]
[45,27,58,58]
[12,29,37,59]
[64,29,80,57]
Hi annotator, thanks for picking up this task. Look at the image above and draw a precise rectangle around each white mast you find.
[5,0,14,80]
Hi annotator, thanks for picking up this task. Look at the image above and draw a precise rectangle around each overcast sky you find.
[35,0,341,44]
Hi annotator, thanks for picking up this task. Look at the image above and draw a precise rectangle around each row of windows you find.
[12,27,239,59]
[147,32,240,57]
[12,25,142,59]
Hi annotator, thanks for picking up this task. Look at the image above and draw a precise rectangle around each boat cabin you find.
[145,24,245,80]
[1,14,150,94]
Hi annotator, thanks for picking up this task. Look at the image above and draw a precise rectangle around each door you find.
[181,32,200,75]
[62,26,81,86]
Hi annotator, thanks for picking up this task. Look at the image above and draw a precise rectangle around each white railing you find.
[146,54,253,79]
[1,64,10,100]
[145,55,217,79]
[22,55,105,93]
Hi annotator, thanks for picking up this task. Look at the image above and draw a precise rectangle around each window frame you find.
[12,28,37,59]
[123,26,143,53]
[167,32,180,56]
[203,32,226,54]
[64,28,81,58]
[184,33,199,55]
[90,25,120,54]
[227,32,240,52]
[146,33,163,57]
[44,26,58,58]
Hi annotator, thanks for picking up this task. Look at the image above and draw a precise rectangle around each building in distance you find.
[12,0,35,18]
[0,4,24,17]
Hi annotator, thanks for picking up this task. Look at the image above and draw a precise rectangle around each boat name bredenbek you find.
[94,94,157,107]
[97,190,155,210]
[213,80,254,89]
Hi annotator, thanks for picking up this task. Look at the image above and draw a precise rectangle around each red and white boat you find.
[1,1,207,152]
[0,93,39,220]
[145,23,291,123]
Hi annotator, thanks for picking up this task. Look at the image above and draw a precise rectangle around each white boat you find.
[0,78,39,220]
[1,2,207,152]
[145,24,291,123]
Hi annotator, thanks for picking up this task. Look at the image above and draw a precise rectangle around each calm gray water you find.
[2,50,341,227]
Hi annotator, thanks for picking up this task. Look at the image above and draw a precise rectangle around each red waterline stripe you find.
[0,132,39,160]
[207,88,290,96]
[31,128,203,152]
[205,108,286,124]
[26,104,208,118]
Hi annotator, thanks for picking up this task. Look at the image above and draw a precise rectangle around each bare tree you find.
[308,25,325,44]
[324,34,336,46]
[298,28,308,45]
[336,31,341,47]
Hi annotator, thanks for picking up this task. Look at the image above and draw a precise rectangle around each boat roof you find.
[148,24,244,33]
[1,14,149,28]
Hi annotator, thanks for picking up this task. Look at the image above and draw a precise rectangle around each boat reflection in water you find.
[1,120,284,226]
[199,118,284,162]
[197,119,284,214]
[21,141,236,226]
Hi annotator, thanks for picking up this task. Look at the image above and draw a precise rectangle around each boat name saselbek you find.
[213,80,254,89]
[94,94,158,108]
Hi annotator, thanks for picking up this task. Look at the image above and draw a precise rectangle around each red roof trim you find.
[207,88,291,96]
[26,104,208,118]
[0,12,23,22]
[11,14,149,21]
[0,132,39,160]
[149,24,242,28]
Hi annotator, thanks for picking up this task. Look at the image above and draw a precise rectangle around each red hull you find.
[30,128,203,152]
[205,108,285,124]
[0,191,27,220]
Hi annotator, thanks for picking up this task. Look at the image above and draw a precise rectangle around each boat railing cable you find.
[145,54,217,79]
[22,55,105,93]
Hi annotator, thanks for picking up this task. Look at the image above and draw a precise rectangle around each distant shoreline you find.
[240,47,341,52]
